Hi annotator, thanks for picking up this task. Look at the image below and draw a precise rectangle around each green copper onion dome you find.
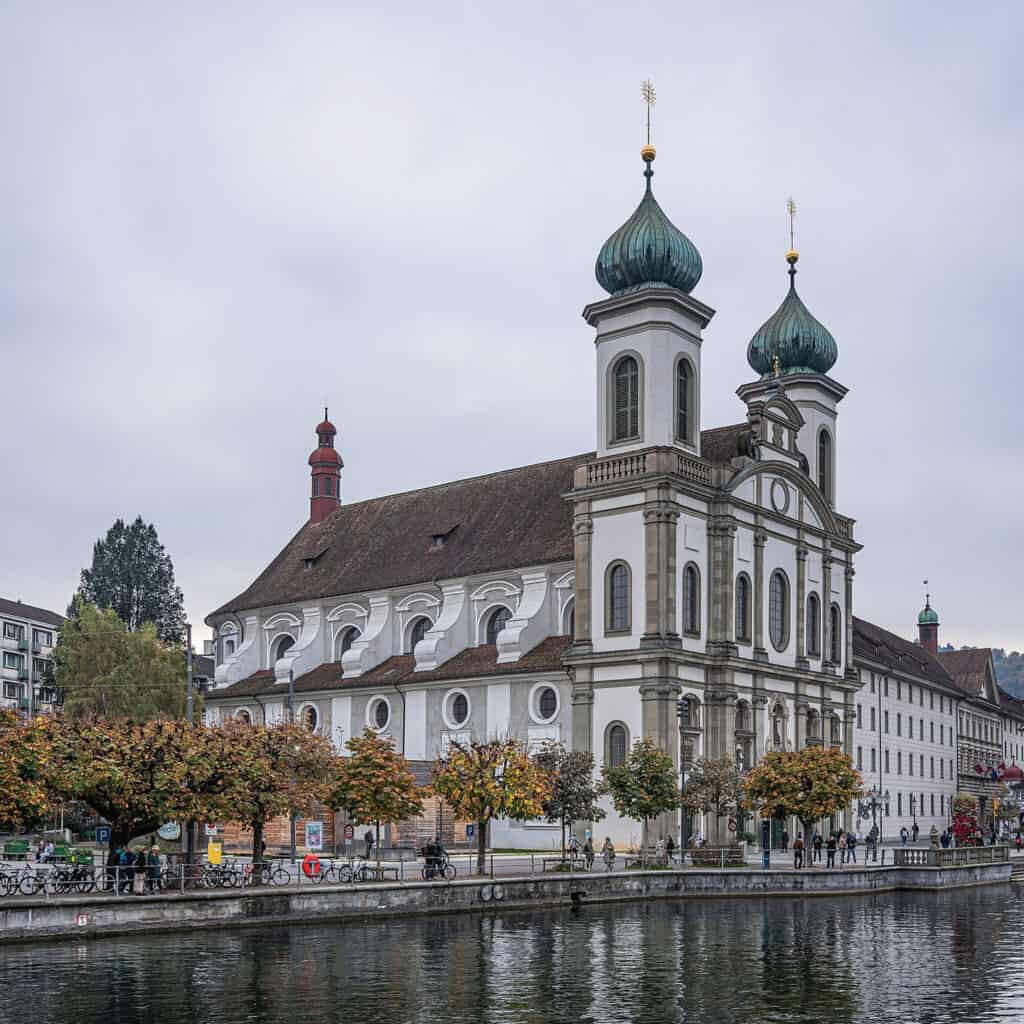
[595,147,702,296]
[747,253,838,377]
[918,596,939,625]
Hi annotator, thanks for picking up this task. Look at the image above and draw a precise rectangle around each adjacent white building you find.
[0,597,62,716]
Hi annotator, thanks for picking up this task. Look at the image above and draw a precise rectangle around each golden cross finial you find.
[641,80,656,145]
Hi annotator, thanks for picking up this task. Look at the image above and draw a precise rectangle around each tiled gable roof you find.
[937,648,997,701]
[700,423,752,465]
[0,598,64,629]
[206,636,571,702]
[852,616,955,688]
[997,686,1024,722]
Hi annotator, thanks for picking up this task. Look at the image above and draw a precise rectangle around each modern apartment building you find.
[0,597,63,716]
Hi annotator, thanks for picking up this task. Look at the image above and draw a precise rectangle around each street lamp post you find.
[910,793,918,835]
[288,668,296,865]
[858,786,890,859]
[676,698,691,862]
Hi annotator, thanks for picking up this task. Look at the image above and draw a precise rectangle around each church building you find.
[203,140,1009,851]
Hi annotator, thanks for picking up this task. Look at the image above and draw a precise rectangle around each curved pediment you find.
[724,460,840,537]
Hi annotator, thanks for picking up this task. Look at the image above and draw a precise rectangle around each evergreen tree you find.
[74,516,186,643]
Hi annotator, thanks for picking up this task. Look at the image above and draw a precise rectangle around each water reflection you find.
[0,886,1020,1024]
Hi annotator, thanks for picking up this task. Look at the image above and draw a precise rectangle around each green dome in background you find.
[595,149,702,297]
[918,599,939,625]
[747,254,838,377]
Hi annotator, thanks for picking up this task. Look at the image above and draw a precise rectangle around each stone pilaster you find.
[821,544,833,671]
[570,665,594,756]
[794,700,808,750]
[751,689,769,764]
[704,670,738,845]
[844,560,857,680]
[572,506,593,653]
[753,527,768,662]
[641,488,680,646]
[707,512,738,656]
[795,543,809,669]
[640,660,682,843]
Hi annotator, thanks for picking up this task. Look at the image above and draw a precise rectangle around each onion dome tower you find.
[309,408,343,525]
[917,590,940,655]
[746,251,838,378]
[595,145,703,296]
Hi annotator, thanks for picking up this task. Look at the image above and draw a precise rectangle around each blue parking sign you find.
[96,826,111,845]
[466,824,475,840]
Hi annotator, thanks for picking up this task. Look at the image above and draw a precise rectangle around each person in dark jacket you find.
[133,849,147,895]
[812,832,823,863]
[826,833,837,868]
[364,830,375,859]
[792,834,804,870]
[781,829,789,853]
[147,846,162,893]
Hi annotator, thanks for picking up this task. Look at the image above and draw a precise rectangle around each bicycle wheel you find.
[443,863,457,881]
[356,865,373,883]
[19,875,43,896]
[271,866,291,887]
[336,864,353,883]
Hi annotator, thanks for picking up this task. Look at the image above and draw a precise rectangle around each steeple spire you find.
[309,409,343,525]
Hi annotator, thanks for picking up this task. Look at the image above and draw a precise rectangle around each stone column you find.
[704,670,738,846]
[570,666,594,756]
[821,544,833,670]
[707,513,738,656]
[751,687,768,763]
[843,703,857,829]
[753,527,768,662]
[844,560,857,679]
[572,506,593,653]
[642,488,680,646]
[795,543,808,669]
[640,659,682,844]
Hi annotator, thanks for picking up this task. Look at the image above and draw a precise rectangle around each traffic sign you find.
[466,824,475,839]
[95,826,111,845]
[343,823,354,840]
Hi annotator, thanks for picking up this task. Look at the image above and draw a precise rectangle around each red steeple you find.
[309,407,343,525]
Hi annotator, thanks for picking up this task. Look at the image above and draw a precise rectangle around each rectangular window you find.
[908,753,913,776]
[950,759,954,779]
[884,710,890,734]
[930,691,934,710]
[3,681,23,699]
[908,714,913,737]
[897,681,902,701]
[920,688,924,707]
[896,713,902,737]
[870,676,876,694]
[871,747,877,772]
[930,721,935,743]
[857,704,862,729]
[920,753,924,776]
[857,746,862,770]
[930,756,935,778]
[32,629,53,647]
[3,622,23,641]
[897,751,902,775]
[919,720,923,741]
[941,794,945,816]
[940,759,944,779]
[2,652,24,671]
[32,658,52,675]
[885,749,890,773]
[884,678,889,698]
[870,706,876,731]
[898,792,903,815]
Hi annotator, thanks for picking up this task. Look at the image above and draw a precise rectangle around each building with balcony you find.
[0,597,63,716]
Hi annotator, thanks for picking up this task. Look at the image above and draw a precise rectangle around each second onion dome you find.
[595,146,702,296]
[747,251,838,378]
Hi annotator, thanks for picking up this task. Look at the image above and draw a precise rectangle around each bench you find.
[542,856,591,872]
[361,865,400,882]
[689,846,746,867]
[3,840,29,860]
[51,844,71,863]
[69,849,94,866]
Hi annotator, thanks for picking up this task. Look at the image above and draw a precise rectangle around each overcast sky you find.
[3,2,1022,651]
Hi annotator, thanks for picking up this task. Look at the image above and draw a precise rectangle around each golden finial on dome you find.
[641,144,656,163]
[786,197,799,264]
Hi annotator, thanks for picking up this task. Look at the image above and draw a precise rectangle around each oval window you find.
[451,692,469,726]
[373,699,390,730]
[538,687,558,721]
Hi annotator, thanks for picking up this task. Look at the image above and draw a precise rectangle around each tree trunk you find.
[476,819,487,875]
[641,818,648,868]
[252,820,264,865]
[375,821,382,871]
[561,815,566,863]
[185,818,195,865]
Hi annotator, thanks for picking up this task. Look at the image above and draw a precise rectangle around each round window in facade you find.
[446,690,470,729]
[367,697,391,732]
[538,687,558,721]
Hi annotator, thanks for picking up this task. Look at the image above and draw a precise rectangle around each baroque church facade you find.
[204,143,1021,850]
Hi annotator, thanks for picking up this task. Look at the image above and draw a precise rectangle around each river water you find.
[1,886,1021,1023]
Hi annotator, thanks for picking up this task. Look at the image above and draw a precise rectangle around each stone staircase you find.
[1010,857,1024,881]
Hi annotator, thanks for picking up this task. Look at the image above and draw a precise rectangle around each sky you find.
[2,2,1022,651]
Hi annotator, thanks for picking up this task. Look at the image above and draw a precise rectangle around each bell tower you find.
[309,409,342,525]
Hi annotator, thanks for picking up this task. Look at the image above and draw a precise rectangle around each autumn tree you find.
[327,729,424,869]
[55,600,195,721]
[45,717,204,853]
[432,738,550,873]
[213,720,336,863]
[681,756,744,846]
[602,738,681,865]
[534,741,605,860]
[73,516,186,643]
[742,746,862,839]
[0,710,51,832]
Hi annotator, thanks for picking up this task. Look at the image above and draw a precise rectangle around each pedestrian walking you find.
[665,835,676,865]
[812,832,823,863]
[132,848,147,895]
[940,829,951,849]
[602,837,616,872]
[838,831,847,865]
[364,829,375,859]
[899,826,909,847]
[911,822,919,844]
[583,836,595,870]
[781,829,789,853]
[793,833,804,870]
[846,831,858,864]
[147,846,162,893]
[866,827,878,863]
[826,833,837,868]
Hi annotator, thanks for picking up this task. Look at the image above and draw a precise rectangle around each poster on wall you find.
[305,821,324,851]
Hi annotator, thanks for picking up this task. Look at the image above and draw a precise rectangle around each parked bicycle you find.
[421,855,457,881]
[243,861,291,887]
[49,863,97,896]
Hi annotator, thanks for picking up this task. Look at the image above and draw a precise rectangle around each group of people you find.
[108,845,163,895]
[567,833,596,869]
[789,829,867,869]
[420,838,449,878]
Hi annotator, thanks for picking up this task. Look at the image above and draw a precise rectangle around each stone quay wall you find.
[0,862,1011,946]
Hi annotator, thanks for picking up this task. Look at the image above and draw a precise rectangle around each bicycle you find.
[17,863,48,896]
[421,856,457,881]
[49,864,97,896]
[243,861,290,887]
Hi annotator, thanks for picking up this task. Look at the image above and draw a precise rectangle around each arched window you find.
[235,709,251,724]
[324,477,332,497]
[563,600,575,638]
[818,429,832,502]
[676,359,692,443]
[735,574,751,644]
[606,722,629,768]
[606,562,631,633]
[683,564,700,635]
[300,705,318,731]
[829,604,842,664]
[485,606,512,646]
[807,709,821,742]
[806,593,821,657]
[407,616,432,653]
[273,635,295,662]
[312,477,320,497]
[769,571,789,651]
[337,626,360,660]
[611,356,640,442]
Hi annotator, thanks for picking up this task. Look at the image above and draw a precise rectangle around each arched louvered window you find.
[612,356,640,442]
[735,574,751,643]
[769,571,789,651]
[337,627,360,660]
[274,635,295,662]
[806,593,821,657]
[830,604,842,665]
[312,478,320,497]
[407,616,432,653]
[818,429,832,502]
[607,722,628,768]
[676,359,692,443]
[683,564,700,635]
[606,562,631,632]
[485,606,512,645]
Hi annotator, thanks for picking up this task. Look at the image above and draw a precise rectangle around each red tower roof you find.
[316,419,336,435]
[309,447,343,466]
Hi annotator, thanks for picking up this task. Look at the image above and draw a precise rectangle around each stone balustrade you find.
[893,844,1009,867]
